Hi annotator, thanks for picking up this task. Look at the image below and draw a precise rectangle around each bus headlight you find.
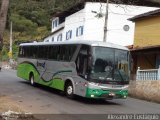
[91,95,95,97]
[124,96,127,98]
[88,82,99,86]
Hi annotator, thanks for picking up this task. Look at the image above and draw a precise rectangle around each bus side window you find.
[69,45,76,61]
[44,46,48,59]
[56,46,60,60]
[59,45,65,61]
[63,45,74,61]
[34,46,38,58]
[38,46,46,59]
[63,46,68,61]
[49,45,56,60]
[23,47,27,57]
[19,47,22,57]
[48,46,52,59]
[29,46,37,58]
[53,46,58,60]
[38,46,42,59]
[30,46,34,58]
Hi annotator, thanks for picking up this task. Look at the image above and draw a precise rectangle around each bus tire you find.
[29,73,35,86]
[65,82,74,99]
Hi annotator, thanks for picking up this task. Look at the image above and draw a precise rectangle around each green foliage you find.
[7,0,56,42]
[54,0,82,11]
[1,45,9,61]
[1,0,83,61]
[10,14,38,34]
[5,0,82,43]
[12,43,18,60]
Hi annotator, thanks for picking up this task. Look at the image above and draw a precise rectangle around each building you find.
[129,9,160,48]
[44,2,157,46]
[129,9,160,80]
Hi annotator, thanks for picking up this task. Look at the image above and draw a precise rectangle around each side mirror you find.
[88,56,92,67]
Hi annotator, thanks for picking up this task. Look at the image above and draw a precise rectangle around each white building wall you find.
[64,9,85,41]
[83,2,158,46]
[44,2,157,46]
[83,2,106,41]
[44,29,64,42]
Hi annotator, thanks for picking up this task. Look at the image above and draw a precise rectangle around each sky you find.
[106,4,159,46]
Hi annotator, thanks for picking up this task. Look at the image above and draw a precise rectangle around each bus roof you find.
[20,41,129,51]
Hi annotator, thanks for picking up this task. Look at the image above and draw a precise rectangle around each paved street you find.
[0,69,160,115]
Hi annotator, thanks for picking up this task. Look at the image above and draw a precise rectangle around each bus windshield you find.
[90,47,130,84]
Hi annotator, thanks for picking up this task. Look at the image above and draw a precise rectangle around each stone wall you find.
[129,80,160,103]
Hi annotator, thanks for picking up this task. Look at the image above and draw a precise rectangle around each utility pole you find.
[9,21,13,59]
[103,0,109,42]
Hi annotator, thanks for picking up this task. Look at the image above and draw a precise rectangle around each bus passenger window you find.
[18,47,22,57]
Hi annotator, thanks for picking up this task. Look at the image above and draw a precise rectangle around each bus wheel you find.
[29,74,35,86]
[65,82,74,99]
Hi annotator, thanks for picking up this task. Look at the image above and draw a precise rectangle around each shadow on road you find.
[19,81,122,106]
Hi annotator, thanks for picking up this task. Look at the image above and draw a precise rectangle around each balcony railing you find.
[136,66,160,80]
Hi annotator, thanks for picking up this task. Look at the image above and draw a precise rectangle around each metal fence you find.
[136,66,160,80]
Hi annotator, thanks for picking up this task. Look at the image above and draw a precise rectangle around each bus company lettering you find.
[37,61,45,68]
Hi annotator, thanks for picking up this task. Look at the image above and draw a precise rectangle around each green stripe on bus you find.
[17,63,71,91]
[86,87,128,99]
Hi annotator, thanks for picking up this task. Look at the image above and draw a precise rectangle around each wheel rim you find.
[67,86,73,95]
[30,76,34,85]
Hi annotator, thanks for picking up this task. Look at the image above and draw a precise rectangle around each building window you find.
[52,37,54,42]
[55,19,58,27]
[57,33,62,41]
[45,40,49,42]
[52,21,54,29]
[76,26,84,37]
[52,18,59,29]
[66,30,72,40]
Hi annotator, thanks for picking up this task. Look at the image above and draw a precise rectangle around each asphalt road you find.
[0,69,160,117]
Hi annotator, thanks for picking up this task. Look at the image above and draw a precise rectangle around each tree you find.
[1,45,8,61]
[0,0,9,48]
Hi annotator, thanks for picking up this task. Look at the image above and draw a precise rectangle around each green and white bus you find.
[17,41,130,99]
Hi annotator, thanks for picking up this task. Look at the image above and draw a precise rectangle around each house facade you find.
[131,10,160,48]
[129,9,160,80]
[44,2,157,46]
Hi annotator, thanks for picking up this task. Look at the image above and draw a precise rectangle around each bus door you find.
[75,45,90,96]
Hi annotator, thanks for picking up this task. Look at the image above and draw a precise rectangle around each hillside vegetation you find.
[0,0,79,60]
[5,0,81,43]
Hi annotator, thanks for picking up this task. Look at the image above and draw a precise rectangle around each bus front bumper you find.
[85,86,128,99]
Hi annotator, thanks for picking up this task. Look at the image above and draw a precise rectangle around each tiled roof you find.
[130,45,160,51]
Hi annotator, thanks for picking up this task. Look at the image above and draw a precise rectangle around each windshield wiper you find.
[117,69,124,81]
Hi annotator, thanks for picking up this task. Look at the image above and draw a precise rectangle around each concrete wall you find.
[129,80,160,103]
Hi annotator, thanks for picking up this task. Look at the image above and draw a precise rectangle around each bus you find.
[17,41,130,99]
